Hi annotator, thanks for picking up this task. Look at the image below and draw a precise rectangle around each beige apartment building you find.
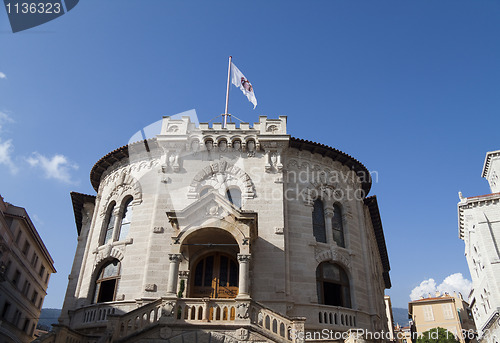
[0,195,56,343]
[408,292,476,343]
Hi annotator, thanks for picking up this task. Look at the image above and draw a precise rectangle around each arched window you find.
[332,204,345,248]
[93,260,121,303]
[226,187,242,208]
[117,198,133,241]
[200,186,214,198]
[316,262,351,308]
[312,199,326,243]
[102,203,116,245]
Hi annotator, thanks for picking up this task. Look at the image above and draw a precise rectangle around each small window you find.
[22,318,29,333]
[22,280,30,296]
[423,305,434,321]
[93,260,121,303]
[312,199,327,243]
[22,241,30,256]
[102,203,116,245]
[31,253,38,268]
[15,230,21,245]
[13,310,21,326]
[226,187,242,208]
[39,265,45,278]
[12,270,20,287]
[31,291,38,305]
[332,204,345,247]
[118,198,133,241]
[1,301,11,319]
[442,303,454,320]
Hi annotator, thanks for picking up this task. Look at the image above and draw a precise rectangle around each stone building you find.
[458,150,500,343]
[47,115,391,342]
[408,292,476,343]
[0,195,56,343]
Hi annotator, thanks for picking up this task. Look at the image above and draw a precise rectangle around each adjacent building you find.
[384,295,396,342]
[408,292,476,343]
[46,115,391,342]
[0,195,56,343]
[458,149,500,343]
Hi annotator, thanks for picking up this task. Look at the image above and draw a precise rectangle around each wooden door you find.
[190,253,239,298]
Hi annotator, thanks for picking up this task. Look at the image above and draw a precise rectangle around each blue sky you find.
[1,0,499,310]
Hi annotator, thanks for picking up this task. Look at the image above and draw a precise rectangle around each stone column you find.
[324,206,335,245]
[166,254,181,298]
[236,254,251,299]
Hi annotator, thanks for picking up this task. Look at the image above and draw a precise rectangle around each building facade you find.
[47,115,391,343]
[458,150,500,343]
[0,195,56,343]
[408,292,476,343]
[384,295,396,342]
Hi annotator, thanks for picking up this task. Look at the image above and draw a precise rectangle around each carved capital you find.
[237,254,251,263]
[168,254,182,263]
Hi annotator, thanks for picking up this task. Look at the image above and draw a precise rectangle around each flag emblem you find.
[231,62,257,109]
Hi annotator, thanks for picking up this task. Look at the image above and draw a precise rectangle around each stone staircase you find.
[43,297,306,343]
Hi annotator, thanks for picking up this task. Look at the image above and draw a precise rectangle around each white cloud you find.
[27,152,79,184]
[410,278,438,300]
[0,111,14,131]
[0,72,6,79]
[437,273,472,297]
[410,273,472,301]
[0,138,18,174]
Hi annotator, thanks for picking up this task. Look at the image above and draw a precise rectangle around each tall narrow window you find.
[312,199,327,243]
[102,203,116,245]
[316,262,351,308]
[332,204,345,247]
[93,260,121,303]
[226,187,242,208]
[118,198,133,241]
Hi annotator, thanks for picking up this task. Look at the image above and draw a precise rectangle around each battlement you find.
[160,115,287,135]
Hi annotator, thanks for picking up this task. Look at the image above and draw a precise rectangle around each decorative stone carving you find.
[159,327,172,339]
[153,226,164,233]
[178,271,189,279]
[315,246,351,269]
[236,328,249,340]
[162,301,176,317]
[206,204,222,217]
[237,254,251,263]
[169,253,182,263]
[246,140,256,157]
[187,161,256,199]
[236,302,250,319]
[94,243,126,266]
[145,283,157,292]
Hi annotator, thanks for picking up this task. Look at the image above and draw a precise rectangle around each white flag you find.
[231,62,257,109]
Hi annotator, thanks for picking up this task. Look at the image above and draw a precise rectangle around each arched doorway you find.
[190,252,239,298]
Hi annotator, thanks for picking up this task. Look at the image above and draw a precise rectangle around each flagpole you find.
[224,56,232,128]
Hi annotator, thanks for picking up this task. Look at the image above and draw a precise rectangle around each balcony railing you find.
[69,300,138,330]
[101,297,306,343]
[291,303,371,331]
